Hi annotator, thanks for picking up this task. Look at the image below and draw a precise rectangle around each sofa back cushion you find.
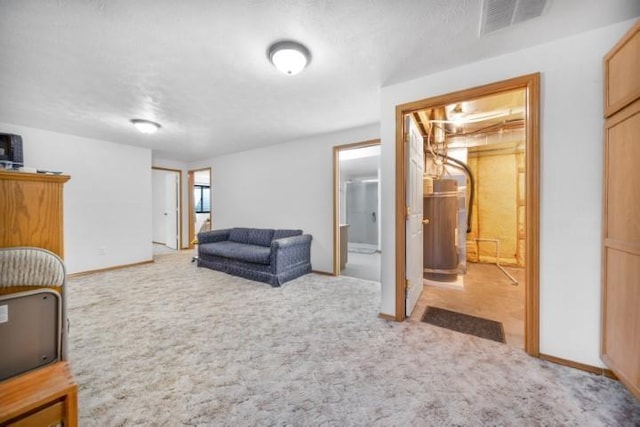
[228,228,250,244]
[247,229,275,247]
[273,229,303,240]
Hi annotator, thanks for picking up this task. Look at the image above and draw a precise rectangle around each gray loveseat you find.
[197,228,312,286]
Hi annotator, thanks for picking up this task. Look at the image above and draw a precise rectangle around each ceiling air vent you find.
[480,0,548,35]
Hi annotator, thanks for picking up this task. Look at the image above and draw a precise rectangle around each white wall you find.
[1,122,152,274]
[379,19,638,367]
[189,124,379,273]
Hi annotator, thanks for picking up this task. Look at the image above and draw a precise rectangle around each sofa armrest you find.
[198,229,230,245]
[271,234,312,273]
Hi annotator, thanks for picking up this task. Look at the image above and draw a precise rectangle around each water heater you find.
[423,178,459,282]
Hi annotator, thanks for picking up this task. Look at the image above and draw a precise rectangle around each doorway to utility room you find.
[333,140,381,282]
[413,88,528,348]
[188,168,212,248]
[151,167,182,257]
[396,75,540,353]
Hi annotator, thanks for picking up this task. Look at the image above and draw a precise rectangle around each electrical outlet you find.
[98,247,106,256]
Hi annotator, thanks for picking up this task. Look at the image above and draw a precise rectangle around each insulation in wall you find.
[466,150,523,266]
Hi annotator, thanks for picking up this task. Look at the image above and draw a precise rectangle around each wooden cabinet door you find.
[602,20,640,400]
[0,171,69,258]
[602,99,640,399]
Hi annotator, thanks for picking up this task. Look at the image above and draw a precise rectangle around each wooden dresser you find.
[0,362,78,427]
[602,20,640,400]
[0,169,78,425]
[0,170,70,258]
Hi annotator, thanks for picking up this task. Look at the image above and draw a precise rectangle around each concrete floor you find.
[338,248,525,348]
[412,262,526,348]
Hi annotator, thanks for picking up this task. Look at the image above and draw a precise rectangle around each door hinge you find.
[405,279,410,292]
[406,206,410,218]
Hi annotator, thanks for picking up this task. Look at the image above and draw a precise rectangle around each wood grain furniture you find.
[0,361,78,427]
[0,170,78,422]
[602,19,640,400]
[0,170,70,259]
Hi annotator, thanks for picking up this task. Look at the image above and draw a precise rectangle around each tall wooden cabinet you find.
[0,170,70,258]
[0,170,78,424]
[602,20,640,400]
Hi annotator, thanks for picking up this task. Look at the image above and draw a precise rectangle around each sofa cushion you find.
[247,229,274,247]
[199,241,271,265]
[273,229,302,240]
[228,228,250,244]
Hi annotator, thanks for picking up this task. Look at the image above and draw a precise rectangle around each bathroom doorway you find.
[333,140,381,281]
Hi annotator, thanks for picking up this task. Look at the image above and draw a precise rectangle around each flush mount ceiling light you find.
[267,41,311,76]
[130,119,161,134]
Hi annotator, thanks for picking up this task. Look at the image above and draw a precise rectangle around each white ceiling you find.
[340,145,380,180]
[0,1,638,161]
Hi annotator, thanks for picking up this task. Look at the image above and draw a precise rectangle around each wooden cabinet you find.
[602,20,640,400]
[0,170,70,258]
[0,170,78,423]
[0,362,78,427]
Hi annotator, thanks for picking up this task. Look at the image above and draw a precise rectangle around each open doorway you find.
[333,140,381,281]
[394,74,540,355]
[415,89,526,348]
[151,167,182,256]
[188,168,212,248]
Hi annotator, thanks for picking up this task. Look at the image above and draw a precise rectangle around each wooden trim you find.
[378,313,396,321]
[151,167,183,250]
[188,167,212,249]
[188,171,195,247]
[394,103,407,320]
[524,73,541,356]
[393,73,541,357]
[332,139,381,277]
[67,259,154,278]
[332,146,340,276]
[150,166,179,173]
[604,19,640,117]
[312,270,334,276]
[0,169,70,183]
[334,139,381,151]
[539,353,617,379]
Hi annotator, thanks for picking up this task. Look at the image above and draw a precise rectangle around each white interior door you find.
[405,115,424,316]
[165,173,178,250]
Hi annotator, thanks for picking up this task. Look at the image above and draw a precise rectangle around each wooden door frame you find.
[394,73,541,356]
[188,167,212,248]
[332,139,381,276]
[151,167,182,250]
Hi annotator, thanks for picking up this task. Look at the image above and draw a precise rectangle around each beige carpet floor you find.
[66,251,640,426]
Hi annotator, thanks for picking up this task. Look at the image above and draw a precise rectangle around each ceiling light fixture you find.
[267,41,311,76]
[130,119,161,134]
